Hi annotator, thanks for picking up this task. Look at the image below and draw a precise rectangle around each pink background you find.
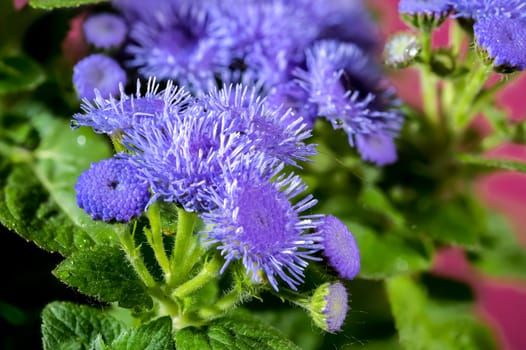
[370,1,526,349]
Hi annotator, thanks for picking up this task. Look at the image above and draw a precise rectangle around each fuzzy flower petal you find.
[454,0,526,19]
[319,215,360,280]
[83,13,127,49]
[202,160,323,291]
[72,78,190,134]
[201,84,317,167]
[73,54,127,100]
[75,157,150,222]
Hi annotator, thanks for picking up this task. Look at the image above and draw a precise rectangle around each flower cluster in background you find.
[73,0,404,166]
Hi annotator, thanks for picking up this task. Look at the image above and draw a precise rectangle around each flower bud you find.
[308,281,349,332]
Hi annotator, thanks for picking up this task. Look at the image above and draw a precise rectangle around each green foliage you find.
[0,114,117,256]
[470,213,526,279]
[386,276,496,350]
[29,0,108,9]
[175,315,301,350]
[110,317,175,350]
[0,55,45,94]
[350,221,431,279]
[41,302,127,350]
[53,244,153,310]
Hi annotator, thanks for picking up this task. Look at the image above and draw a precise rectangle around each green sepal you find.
[110,317,175,350]
[41,301,127,350]
[386,276,497,350]
[53,244,153,310]
[29,0,108,8]
[0,55,45,94]
[175,314,301,350]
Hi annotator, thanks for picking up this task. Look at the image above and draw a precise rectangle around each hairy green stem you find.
[198,288,248,320]
[146,202,172,280]
[172,256,222,299]
[452,63,491,129]
[118,224,157,288]
[169,208,198,286]
[419,30,439,127]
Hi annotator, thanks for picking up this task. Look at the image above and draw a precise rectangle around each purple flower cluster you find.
[73,80,348,290]
[399,0,526,71]
[73,0,403,165]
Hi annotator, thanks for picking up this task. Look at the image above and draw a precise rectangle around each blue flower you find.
[75,157,150,222]
[305,0,379,53]
[474,15,526,71]
[73,54,127,100]
[398,0,453,17]
[214,0,317,89]
[122,96,250,212]
[266,81,318,129]
[83,13,128,49]
[356,134,398,166]
[295,40,403,147]
[126,1,229,94]
[202,160,323,291]
[453,0,526,20]
[72,78,190,135]
[201,84,317,167]
[318,215,360,280]
[308,281,349,332]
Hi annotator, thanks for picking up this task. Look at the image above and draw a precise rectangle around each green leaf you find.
[359,186,405,228]
[470,213,526,279]
[386,276,496,350]
[41,301,127,350]
[0,116,117,256]
[110,317,174,350]
[53,244,153,310]
[29,0,109,8]
[175,315,301,350]
[0,55,45,94]
[458,154,526,174]
[415,197,481,248]
[349,221,431,279]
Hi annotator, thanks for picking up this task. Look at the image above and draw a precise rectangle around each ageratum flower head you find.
[304,0,379,53]
[126,1,229,94]
[83,13,127,49]
[266,81,318,129]
[122,96,249,212]
[308,281,349,332]
[398,0,453,17]
[356,134,398,166]
[474,15,526,71]
[202,159,323,291]
[72,78,190,135]
[201,84,317,167]
[318,215,360,279]
[295,40,403,148]
[73,54,127,100]
[214,0,317,89]
[75,157,150,222]
[453,0,526,19]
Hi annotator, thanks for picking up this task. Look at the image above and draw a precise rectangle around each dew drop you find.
[77,135,87,146]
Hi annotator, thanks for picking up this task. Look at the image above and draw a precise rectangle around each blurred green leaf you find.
[470,213,526,279]
[175,315,301,350]
[29,0,108,8]
[41,301,127,350]
[0,115,116,256]
[349,222,431,279]
[53,244,153,310]
[386,276,496,350]
[0,55,45,94]
[110,317,174,350]
[359,186,405,228]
